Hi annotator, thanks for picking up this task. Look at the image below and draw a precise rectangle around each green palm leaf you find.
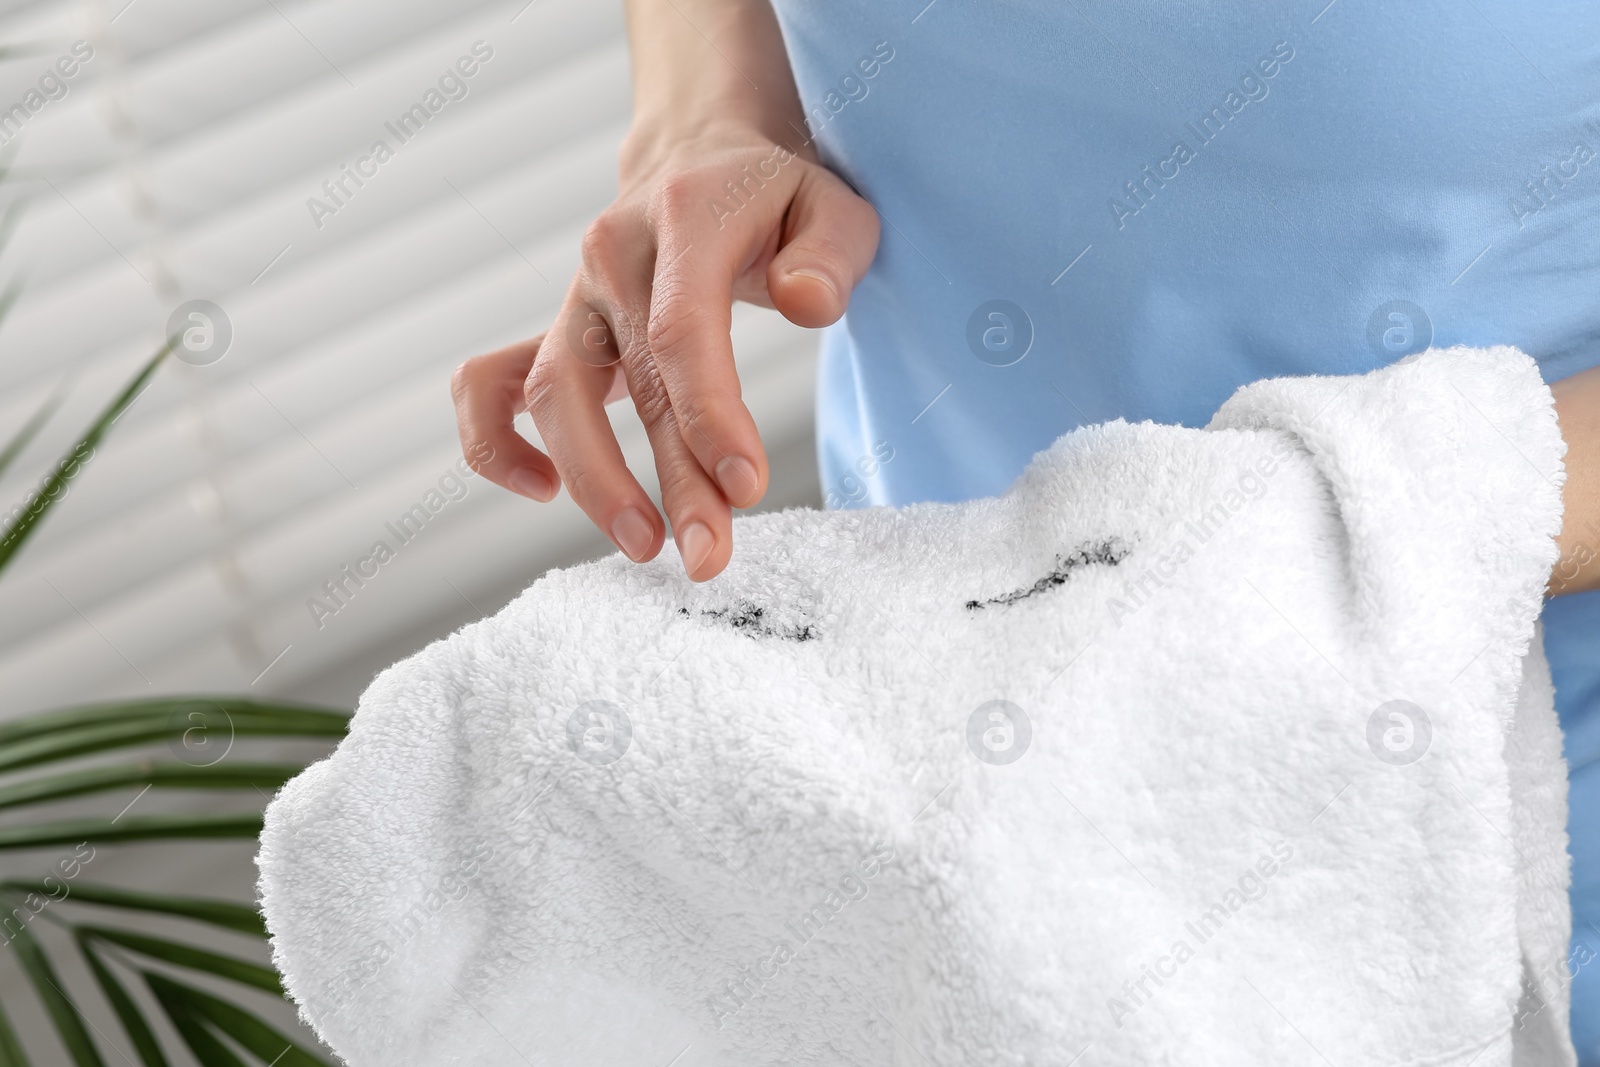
[76,934,170,1067]
[79,926,281,994]
[0,811,262,851]
[0,719,209,775]
[0,761,306,809]
[146,978,249,1067]
[0,698,347,747]
[0,995,30,1067]
[0,341,170,575]
[1,906,105,1066]
[0,341,348,1064]
[144,974,330,1067]
[0,883,264,937]
[0,708,348,776]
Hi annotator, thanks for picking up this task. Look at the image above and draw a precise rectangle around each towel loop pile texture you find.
[259,346,1575,1066]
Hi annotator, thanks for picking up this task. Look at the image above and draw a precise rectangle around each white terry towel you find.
[258,346,1575,1067]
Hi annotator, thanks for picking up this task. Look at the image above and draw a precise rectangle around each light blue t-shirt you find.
[771,0,1600,1054]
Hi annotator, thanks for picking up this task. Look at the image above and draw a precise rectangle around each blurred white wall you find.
[0,0,823,719]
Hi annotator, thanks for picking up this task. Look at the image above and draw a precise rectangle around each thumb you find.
[767,163,880,329]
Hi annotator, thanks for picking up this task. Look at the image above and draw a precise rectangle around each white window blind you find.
[0,0,823,717]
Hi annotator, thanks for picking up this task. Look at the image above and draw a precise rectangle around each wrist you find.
[619,110,807,188]
[620,0,810,185]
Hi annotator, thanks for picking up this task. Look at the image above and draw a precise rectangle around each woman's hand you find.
[452,0,879,582]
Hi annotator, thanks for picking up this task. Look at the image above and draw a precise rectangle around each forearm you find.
[620,0,809,174]
[1550,363,1600,595]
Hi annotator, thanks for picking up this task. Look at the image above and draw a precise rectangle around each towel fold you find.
[258,345,1574,1066]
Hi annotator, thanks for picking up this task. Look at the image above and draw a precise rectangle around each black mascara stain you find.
[966,538,1131,610]
[677,601,818,641]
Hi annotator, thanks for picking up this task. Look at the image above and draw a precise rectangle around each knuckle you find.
[793,237,851,276]
[449,358,481,403]
[523,360,561,421]
[580,212,626,271]
[656,454,707,503]
[670,391,724,443]
[629,364,676,432]
[814,224,860,259]
[460,439,491,475]
[560,464,603,507]
[645,296,711,363]
[653,172,703,219]
[599,302,643,354]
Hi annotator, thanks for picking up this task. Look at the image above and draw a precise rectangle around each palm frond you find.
[1,906,106,1066]
[0,811,264,851]
[0,341,170,575]
[79,928,282,995]
[146,977,249,1067]
[1,884,265,937]
[0,994,31,1066]
[0,289,346,1065]
[144,974,330,1067]
[76,934,170,1067]
[0,704,348,775]
[0,761,305,810]
[0,694,348,1062]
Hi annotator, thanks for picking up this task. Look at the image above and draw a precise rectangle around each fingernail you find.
[714,455,760,507]
[677,521,714,575]
[611,507,654,562]
[508,468,554,501]
[787,267,838,299]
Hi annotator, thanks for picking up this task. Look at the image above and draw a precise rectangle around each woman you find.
[453,1,1600,1054]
